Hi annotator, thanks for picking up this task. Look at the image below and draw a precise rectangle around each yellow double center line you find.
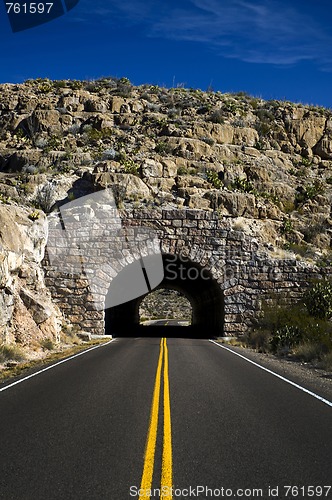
[139,338,173,499]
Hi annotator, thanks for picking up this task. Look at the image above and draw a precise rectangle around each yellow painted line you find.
[138,338,173,499]
[161,338,173,500]
[139,339,164,499]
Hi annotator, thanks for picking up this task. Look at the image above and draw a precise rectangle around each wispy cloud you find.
[75,0,332,69]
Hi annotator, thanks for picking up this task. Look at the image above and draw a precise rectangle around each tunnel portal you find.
[105,254,224,338]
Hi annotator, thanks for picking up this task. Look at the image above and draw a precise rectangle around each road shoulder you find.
[214,340,332,404]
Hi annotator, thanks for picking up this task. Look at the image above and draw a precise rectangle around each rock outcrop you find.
[0,204,61,350]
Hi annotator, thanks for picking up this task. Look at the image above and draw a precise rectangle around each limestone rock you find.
[161,159,177,178]
[141,159,163,178]
[233,127,259,147]
[313,132,332,160]
[0,204,62,346]
[77,331,92,341]
[205,190,258,217]
[20,287,52,324]
[93,172,150,200]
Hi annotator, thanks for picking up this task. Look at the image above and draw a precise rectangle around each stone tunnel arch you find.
[105,253,224,338]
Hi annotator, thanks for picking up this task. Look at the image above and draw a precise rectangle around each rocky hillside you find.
[1,77,332,352]
[1,77,332,260]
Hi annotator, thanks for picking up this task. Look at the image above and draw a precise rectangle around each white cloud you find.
[76,0,332,69]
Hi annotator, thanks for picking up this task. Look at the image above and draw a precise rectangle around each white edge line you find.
[209,340,332,408]
[0,339,115,393]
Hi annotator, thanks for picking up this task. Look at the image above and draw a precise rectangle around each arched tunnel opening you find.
[105,253,224,338]
[139,288,193,326]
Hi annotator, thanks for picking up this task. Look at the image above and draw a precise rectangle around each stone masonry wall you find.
[43,208,324,336]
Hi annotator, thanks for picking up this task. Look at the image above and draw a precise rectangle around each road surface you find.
[0,337,331,500]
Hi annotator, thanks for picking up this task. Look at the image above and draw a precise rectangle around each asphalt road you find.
[0,337,331,500]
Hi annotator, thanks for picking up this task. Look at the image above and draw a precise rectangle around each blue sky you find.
[1,0,332,107]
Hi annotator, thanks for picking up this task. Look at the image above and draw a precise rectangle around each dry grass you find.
[0,338,110,382]
[292,341,324,362]
[0,344,26,363]
[320,351,332,371]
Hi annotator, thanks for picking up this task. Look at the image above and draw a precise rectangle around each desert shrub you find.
[295,181,325,205]
[0,344,25,363]
[243,329,271,352]
[119,156,140,175]
[256,300,332,354]
[283,242,310,257]
[0,194,11,204]
[208,109,225,124]
[231,176,255,194]
[70,80,84,89]
[68,123,81,136]
[200,136,215,146]
[269,324,302,351]
[82,126,113,143]
[304,281,332,319]
[255,121,272,137]
[34,182,57,213]
[320,351,332,371]
[102,148,117,160]
[177,166,188,175]
[155,141,173,155]
[40,339,55,351]
[53,80,68,89]
[28,210,40,221]
[292,341,325,362]
[279,217,293,235]
[206,170,223,189]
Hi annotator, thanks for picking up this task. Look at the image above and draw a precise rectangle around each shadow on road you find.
[113,324,217,339]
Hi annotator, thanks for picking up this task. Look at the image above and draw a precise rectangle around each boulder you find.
[204,190,257,217]
[233,127,259,147]
[20,287,52,324]
[93,172,150,200]
[141,159,163,178]
[313,133,332,160]
[77,331,92,342]
[161,159,177,178]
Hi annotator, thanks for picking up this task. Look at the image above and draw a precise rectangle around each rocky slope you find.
[0,204,61,361]
[1,77,332,351]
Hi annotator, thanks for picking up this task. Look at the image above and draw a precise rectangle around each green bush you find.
[304,281,332,319]
[256,299,332,355]
[231,176,255,194]
[295,181,325,205]
[119,156,140,175]
[206,170,223,189]
[155,141,173,155]
[269,324,302,351]
[279,217,293,235]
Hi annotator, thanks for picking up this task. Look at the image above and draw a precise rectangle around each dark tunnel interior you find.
[105,254,224,338]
